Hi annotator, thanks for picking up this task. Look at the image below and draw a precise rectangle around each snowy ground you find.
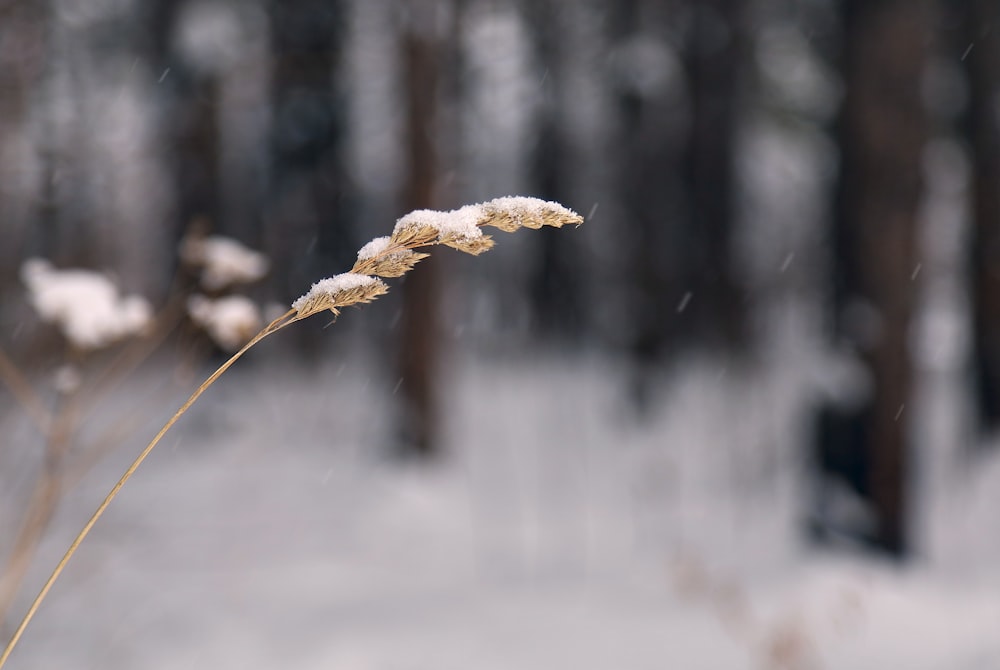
[2,327,1000,669]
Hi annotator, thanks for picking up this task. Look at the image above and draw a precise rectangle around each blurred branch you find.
[0,390,78,629]
[0,348,51,433]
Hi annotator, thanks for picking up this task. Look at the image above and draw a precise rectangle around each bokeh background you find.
[2,0,1000,667]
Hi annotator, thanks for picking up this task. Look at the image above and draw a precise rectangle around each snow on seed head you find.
[180,235,269,290]
[53,364,83,394]
[391,206,495,255]
[352,236,429,277]
[388,198,580,254]
[357,236,394,261]
[21,258,152,350]
[477,196,583,231]
[292,272,388,317]
[187,295,262,351]
[293,196,582,322]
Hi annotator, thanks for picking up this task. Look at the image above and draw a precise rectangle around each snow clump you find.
[21,259,152,350]
[291,273,388,316]
[394,205,482,243]
[187,294,263,351]
[356,236,394,260]
[180,235,269,291]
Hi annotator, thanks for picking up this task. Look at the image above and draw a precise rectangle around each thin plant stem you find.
[0,347,51,433]
[66,328,212,487]
[0,197,581,667]
[0,309,297,669]
[0,473,61,630]
[0,387,79,627]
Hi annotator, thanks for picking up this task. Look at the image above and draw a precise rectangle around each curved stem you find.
[0,309,297,669]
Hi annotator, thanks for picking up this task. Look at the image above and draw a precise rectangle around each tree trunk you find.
[833,0,930,557]
[267,0,352,302]
[0,1,49,290]
[396,0,445,457]
[611,0,691,408]
[140,0,222,274]
[520,0,585,341]
[962,0,1000,432]
[682,0,748,349]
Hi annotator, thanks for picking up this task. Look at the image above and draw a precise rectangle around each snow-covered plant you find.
[187,294,263,352]
[179,234,269,351]
[2,244,260,647]
[179,234,269,291]
[20,259,152,350]
[291,196,577,318]
[0,260,155,634]
[0,196,582,667]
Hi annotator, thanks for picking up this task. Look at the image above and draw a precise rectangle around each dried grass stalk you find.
[0,196,582,668]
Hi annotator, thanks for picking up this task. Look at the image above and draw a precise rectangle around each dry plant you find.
[669,551,868,670]
[0,266,160,634]
[0,231,268,650]
[0,196,582,667]
[0,297,197,635]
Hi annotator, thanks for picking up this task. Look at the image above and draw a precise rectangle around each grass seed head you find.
[439,231,495,255]
[390,219,440,247]
[0,196,586,670]
[292,273,389,318]
[352,236,430,277]
[295,196,583,319]
[477,196,584,231]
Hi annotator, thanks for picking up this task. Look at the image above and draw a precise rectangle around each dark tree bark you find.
[396,0,446,457]
[141,0,222,263]
[681,0,748,350]
[961,0,1000,432]
[520,0,586,341]
[831,0,930,557]
[0,0,49,287]
[266,0,353,302]
[167,70,222,243]
[608,0,692,410]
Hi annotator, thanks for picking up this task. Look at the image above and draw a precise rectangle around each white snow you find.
[482,195,580,224]
[52,365,83,394]
[392,197,579,244]
[484,195,563,213]
[180,235,270,291]
[356,236,393,260]
[394,205,483,242]
[187,295,262,352]
[292,273,383,312]
[20,258,152,350]
[4,347,1000,670]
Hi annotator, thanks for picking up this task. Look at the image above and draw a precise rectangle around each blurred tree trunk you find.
[396,0,448,457]
[961,0,1000,432]
[266,0,352,302]
[681,0,748,349]
[0,0,49,288]
[522,0,585,340]
[29,8,102,270]
[610,0,690,410]
[143,0,221,260]
[833,0,930,557]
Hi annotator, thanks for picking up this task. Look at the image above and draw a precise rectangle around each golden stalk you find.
[0,309,296,669]
[0,197,581,667]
